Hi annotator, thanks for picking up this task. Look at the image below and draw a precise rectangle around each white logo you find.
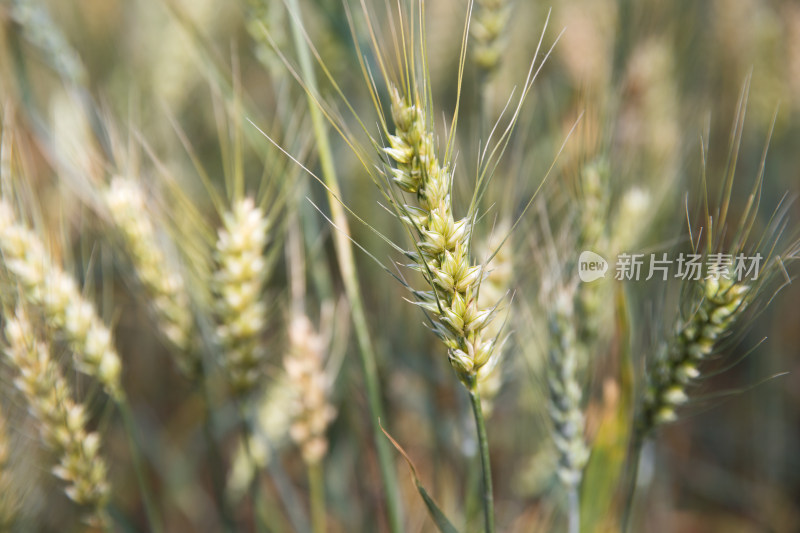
[578,251,608,282]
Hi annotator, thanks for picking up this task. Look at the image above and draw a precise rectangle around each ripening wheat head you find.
[0,182,122,402]
[284,312,337,465]
[213,197,270,394]
[471,0,511,74]
[325,0,559,392]
[384,84,503,387]
[638,85,800,435]
[476,223,514,414]
[227,374,295,499]
[103,175,197,375]
[283,0,554,392]
[3,307,110,528]
[544,283,590,489]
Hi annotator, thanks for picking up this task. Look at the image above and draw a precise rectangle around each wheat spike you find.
[284,314,336,465]
[546,287,589,487]
[386,86,502,387]
[0,202,122,400]
[213,198,269,393]
[641,275,748,431]
[104,176,196,375]
[226,374,295,499]
[9,0,87,85]
[471,0,511,74]
[4,309,110,528]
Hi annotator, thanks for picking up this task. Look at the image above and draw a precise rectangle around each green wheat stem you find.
[268,455,313,533]
[197,378,237,533]
[477,70,490,146]
[464,454,482,532]
[297,185,335,303]
[567,485,580,533]
[620,428,644,533]
[100,515,114,533]
[468,385,494,533]
[236,402,269,533]
[116,399,163,533]
[307,461,326,533]
[612,0,634,83]
[285,1,403,532]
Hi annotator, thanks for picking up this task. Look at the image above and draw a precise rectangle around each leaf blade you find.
[380,422,460,533]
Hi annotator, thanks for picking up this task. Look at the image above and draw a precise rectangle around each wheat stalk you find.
[226,374,295,500]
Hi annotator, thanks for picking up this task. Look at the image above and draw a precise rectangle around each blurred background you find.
[0,0,799,531]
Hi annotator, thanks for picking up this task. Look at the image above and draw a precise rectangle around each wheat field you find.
[0,0,799,532]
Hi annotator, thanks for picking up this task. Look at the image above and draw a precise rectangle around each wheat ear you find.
[285,314,336,466]
[547,288,589,486]
[385,84,500,533]
[103,176,196,375]
[471,0,511,74]
[0,202,122,400]
[4,309,110,528]
[641,276,748,431]
[387,85,501,387]
[546,286,589,533]
[212,197,269,394]
[226,375,294,499]
[621,272,750,533]
[9,0,86,85]
[285,312,336,533]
